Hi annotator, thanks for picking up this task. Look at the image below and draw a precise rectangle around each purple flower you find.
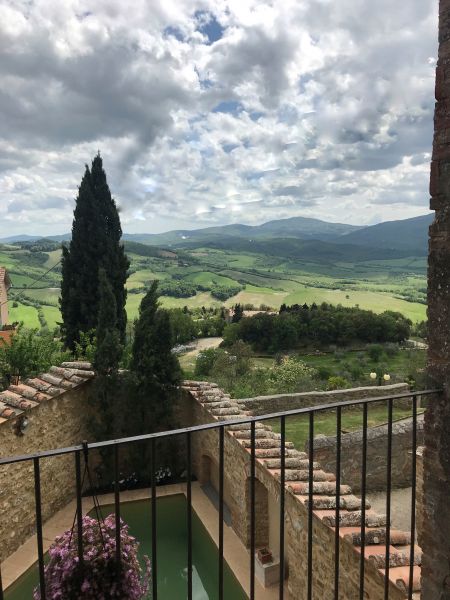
[33,515,151,600]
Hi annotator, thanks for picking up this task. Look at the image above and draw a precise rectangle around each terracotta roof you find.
[0,362,94,420]
[182,380,419,599]
[0,267,11,288]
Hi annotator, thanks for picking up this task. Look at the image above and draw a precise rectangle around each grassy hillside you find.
[0,222,429,331]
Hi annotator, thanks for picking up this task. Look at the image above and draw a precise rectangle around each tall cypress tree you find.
[60,154,129,351]
[126,281,182,480]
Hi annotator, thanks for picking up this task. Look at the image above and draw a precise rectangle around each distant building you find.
[0,267,11,327]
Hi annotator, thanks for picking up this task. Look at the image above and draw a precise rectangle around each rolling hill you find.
[337,214,433,255]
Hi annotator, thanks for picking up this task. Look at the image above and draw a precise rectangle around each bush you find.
[268,357,318,394]
[34,514,150,600]
[367,344,384,362]
[195,348,225,376]
[327,376,350,390]
[0,327,70,384]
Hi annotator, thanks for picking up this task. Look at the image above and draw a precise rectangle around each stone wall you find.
[424,0,450,596]
[237,383,409,416]
[0,363,94,561]
[310,416,424,492]
[183,382,414,599]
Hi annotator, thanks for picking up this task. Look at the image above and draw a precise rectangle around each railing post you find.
[334,406,342,599]
[359,403,368,599]
[151,438,157,600]
[384,398,393,600]
[219,426,224,600]
[34,457,46,600]
[114,445,121,566]
[279,415,286,600]
[408,395,418,600]
[186,432,193,600]
[308,411,314,600]
[250,421,256,600]
[75,450,84,574]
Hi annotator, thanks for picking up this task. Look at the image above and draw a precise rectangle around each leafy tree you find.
[232,303,244,323]
[195,348,225,376]
[60,154,129,351]
[0,327,70,386]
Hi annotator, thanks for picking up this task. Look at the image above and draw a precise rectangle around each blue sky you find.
[0,0,438,236]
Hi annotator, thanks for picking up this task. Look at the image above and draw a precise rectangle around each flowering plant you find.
[33,514,151,600]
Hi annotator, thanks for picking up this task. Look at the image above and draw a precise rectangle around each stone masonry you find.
[311,414,424,492]
[0,362,94,561]
[425,0,450,597]
[182,381,420,600]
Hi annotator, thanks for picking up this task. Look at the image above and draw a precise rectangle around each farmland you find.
[1,238,427,330]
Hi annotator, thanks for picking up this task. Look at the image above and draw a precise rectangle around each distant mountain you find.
[178,235,411,263]
[338,214,433,255]
[122,216,362,246]
[0,213,432,256]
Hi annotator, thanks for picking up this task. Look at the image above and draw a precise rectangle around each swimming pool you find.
[5,494,248,599]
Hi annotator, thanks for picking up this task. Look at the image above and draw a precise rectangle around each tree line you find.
[223,302,412,353]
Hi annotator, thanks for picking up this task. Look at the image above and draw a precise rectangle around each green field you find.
[0,238,429,330]
[269,405,424,450]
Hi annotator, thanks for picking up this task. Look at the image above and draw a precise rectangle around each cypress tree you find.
[60,154,129,351]
[127,281,182,480]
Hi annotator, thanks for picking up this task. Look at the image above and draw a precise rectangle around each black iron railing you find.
[0,389,440,600]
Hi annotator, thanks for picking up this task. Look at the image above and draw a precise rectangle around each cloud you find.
[0,0,437,236]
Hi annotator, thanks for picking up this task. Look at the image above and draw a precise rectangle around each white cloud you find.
[0,0,437,235]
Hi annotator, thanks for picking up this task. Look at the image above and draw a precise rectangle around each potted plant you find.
[33,514,151,600]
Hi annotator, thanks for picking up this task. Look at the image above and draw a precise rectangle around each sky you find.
[0,0,438,237]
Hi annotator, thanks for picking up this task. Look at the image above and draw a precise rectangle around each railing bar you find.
[279,414,286,600]
[359,403,368,599]
[0,559,3,600]
[151,438,158,600]
[187,432,193,600]
[34,457,46,600]
[114,445,121,565]
[408,396,418,600]
[384,398,393,600]
[219,427,225,600]
[308,411,314,600]
[0,390,441,466]
[334,406,342,600]
[75,450,84,572]
[250,421,256,600]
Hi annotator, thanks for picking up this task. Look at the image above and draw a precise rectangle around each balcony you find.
[0,385,438,600]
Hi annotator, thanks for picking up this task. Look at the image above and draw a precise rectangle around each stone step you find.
[232,430,273,439]
[288,481,352,496]
[303,495,371,511]
[272,469,335,482]
[204,401,237,409]
[228,423,266,431]
[367,547,421,569]
[342,528,411,547]
[383,565,421,594]
[241,439,295,450]
[321,510,387,528]
[210,408,242,416]
[254,448,299,459]
[263,458,319,470]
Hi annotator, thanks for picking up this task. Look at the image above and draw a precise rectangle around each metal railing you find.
[0,388,440,600]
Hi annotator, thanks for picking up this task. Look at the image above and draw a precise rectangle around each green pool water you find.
[5,494,248,599]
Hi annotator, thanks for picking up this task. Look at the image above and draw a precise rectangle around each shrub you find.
[367,344,384,362]
[195,348,225,376]
[327,376,350,390]
[33,514,150,600]
[269,357,318,393]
